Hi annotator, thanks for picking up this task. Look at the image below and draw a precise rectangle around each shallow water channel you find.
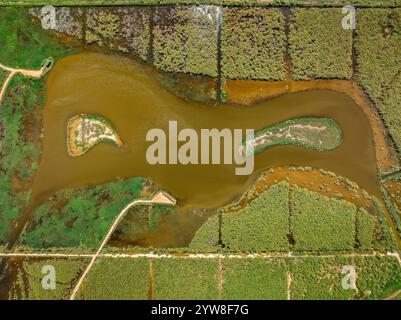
[30,51,380,213]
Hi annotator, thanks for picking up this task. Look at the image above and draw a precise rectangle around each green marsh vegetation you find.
[152,258,219,299]
[290,186,356,251]
[290,256,355,300]
[9,258,86,300]
[153,6,218,77]
[221,181,290,252]
[289,8,353,80]
[354,255,401,299]
[221,258,288,300]
[0,8,75,244]
[221,7,286,80]
[78,257,149,300]
[290,256,401,300]
[85,7,151,60]
[189,214,220,251]
[11,254,401,300]
[19,178,146,249]
[192,180,393,253]
[115,203,176,244]
[1,0,398,7]
[251,117,342,155]
[355,9,401,155]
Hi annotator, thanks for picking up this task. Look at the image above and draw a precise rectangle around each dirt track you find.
[0,61,50,106]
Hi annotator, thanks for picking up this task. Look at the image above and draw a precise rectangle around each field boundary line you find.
[287,271,292,300]
[1,251,398,260]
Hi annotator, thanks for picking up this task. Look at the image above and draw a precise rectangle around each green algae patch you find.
[221,7,287,80]
[249,117,342,155]
[67,114,123,157]
[289,8,353,80]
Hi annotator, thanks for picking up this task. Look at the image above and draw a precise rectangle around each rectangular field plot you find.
[355,9,401,154]
[221,181,290,252]
[290,255,401,300]
[221,8,287,80]
[289,8,353,80]
[354,255,401,300]
[290,186,356,251]
[216,181,392,253]
[153,6,218,77]
[221,258,288,300]
[152,258,219,300]
[290,256,356,300]
[78,257,149,300]
[8,258,87,300]
[3,253,401,300]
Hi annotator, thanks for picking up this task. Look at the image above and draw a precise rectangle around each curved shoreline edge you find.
[67,113,123,157]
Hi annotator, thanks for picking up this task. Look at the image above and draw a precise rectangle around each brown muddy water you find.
[31,51,380,212]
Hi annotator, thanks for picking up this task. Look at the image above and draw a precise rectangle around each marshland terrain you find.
[0,1,400,300]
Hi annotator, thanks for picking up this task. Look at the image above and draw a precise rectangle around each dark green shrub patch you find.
[152,258,219,299]
[289,8,353,80]
[221,7,286,80]
[221,181,290,252]
[221,258,288,299]
[153,6,218,76]
[290,186,356,251]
